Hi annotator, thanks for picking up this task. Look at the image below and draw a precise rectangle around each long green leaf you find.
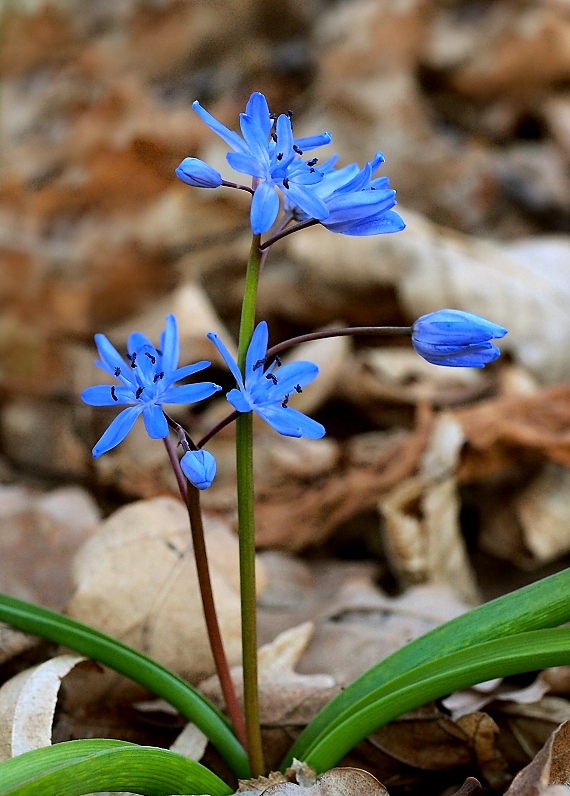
[0,593,249,778]
[0,739,233,796]
[285,567,570,766]
[303,627,570,772]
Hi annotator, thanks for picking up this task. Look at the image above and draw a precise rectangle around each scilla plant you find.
[1,93,570,796]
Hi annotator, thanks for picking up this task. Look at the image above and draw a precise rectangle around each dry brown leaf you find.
[261,767,388,796]
[66,497,267,687]
[169,721,208,762]
[505,719,570,796]
[443,676,551,722]
[0,654,85,762]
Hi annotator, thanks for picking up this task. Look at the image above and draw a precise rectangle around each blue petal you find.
[142,404,169,438]
[413,310,507,345]
[207,332,244,390]
[226,151,266,179]
[175,158,222,188]
[180,449,217,490]
[255,404,325,439]
[82,385,135,406]
[94,335,132,383]
[326,209,406,236]
[226,388,251,414]
[412,340,502,367]
[160,315,180,374]
[294,132,332,151]
[127,332,153,357]
[274,114,294,162]
[245,93,272,138]
[250,180,280,234]
[284,182,329,221]
[92,406,142,458]
[264,361,319,402]
[239,113,271,167]
[192,101,248,153]
[161,361,211,389]
[160,382,221,404]
[245,322,269,379]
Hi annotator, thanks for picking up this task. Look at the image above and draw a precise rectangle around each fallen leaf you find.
[504,719,570,796]
[261,767,388,796]
[169,721,208,762]
[0,653,85,762]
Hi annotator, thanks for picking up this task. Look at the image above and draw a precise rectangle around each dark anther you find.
[135,386,143,399]
[371,187,376,191]
[114,366,121,376]
[130,352,137,368]
[145,352,156,364]
[294,384,303,393]
[274,355,282,367]
[266,373,278,385]
[153,371,164,382]
[283,178,290,189]
[156,348,162,355]
[111,386,118,402]
[309,168,315,173]
[286,110,293,118]
[277,152,283,161]
[271,132,278,142]
[281,395,289,408]
[307,158,318,167]
[293,145,303,155]
[253,358,266,371]
[269,113,278,121]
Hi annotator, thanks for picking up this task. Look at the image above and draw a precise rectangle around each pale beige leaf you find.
[169,721,208,762]
[0,653,85,762]
[261,767,388,796]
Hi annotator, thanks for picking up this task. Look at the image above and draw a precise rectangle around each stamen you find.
[153,371,164,382]
[135,386,143,399]
[294,384,303,393]
[114,366,121,376]
[277,152,283,161]
[145,352,156,364]
[266,373,278,385]
[253,358,266,371]
[274,355,282,367]
[271,132,278,142]
[281,395,289,408]
[130,352,137,368]
[286,110,293,118]
[307,158,318,167]
[293,145,303,155]
[283,178,290,189]
[309,168,315,173]
[111,386,118,402]
[269,113,278,121]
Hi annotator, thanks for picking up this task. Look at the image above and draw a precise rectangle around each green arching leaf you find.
[285,567,570,767]
[303,627,570,773]
[0,593,249,779]
[0,739,233,796]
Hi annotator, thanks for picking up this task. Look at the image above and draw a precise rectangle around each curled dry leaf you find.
[169,721,208,762]
[0,625,38,667]
[66,497,267,689]
[505,719,570,796]
[261,767,388,796]
[0,654,85,762]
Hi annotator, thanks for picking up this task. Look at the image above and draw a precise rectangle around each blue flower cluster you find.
[176,92,405,237]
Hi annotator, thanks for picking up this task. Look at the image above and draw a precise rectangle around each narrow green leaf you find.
[285,567,570,766]
[0,739,233,796]
[303,627,570,772]
[0,593,249,778]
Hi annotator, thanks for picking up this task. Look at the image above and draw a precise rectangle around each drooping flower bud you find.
[175,158,222,188]
[411,309,507,367]
[180,449,217,490]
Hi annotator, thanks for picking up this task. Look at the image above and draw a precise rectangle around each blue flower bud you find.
[412,309,508,368]
[180,449,217,490]
[175,158,222,188]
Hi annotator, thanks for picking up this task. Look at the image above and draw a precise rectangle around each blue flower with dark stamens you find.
[411,309,508,367]
[285,152,405,236]
[207,322,325,439]
[81,315,221,457]
[177,92,332,234]
[181,449,217,490]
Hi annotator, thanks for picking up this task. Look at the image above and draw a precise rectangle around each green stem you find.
[235,234,265,776]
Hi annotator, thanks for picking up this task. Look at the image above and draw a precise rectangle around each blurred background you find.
[3,0,570,607]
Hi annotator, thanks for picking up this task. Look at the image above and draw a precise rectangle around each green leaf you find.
[302,627,570,772]
[0,738,233,796]
[0,593,249,778]
[285,567,570,767]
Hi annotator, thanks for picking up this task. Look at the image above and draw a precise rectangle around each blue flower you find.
[182,92,332,234]
[82,315,221,457]
[411,309,508,367]
[207,321,325,439]
[285,152,405,236]
[175,158,222,188]
[181,449,217,490]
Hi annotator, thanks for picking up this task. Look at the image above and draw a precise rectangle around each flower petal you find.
[160,315,180,374]
[245,92,272,138]
[326,209,406,236]
[160,382,221,404]
[142,404,169,438]
[250,180,280,234]
[294,132,332,151]
[255,404,325,439]
[226,388,251,414]
[207,332,244,390]
[283,182,329,221]
[245,321,269,379]
[264,361,319,402]
[161,361,212,389]
[94,335,132,383]
[82,385,135,406]
[192,101,247,153]
[92,406,142,458]
[239,113,271,167]
[226,151,266,179]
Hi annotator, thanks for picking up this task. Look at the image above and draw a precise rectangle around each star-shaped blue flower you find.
[179,92,332,234]
[411,309,508,367]
[207,322,325,439]
[285,152,405,236]
[82,315,221,457]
